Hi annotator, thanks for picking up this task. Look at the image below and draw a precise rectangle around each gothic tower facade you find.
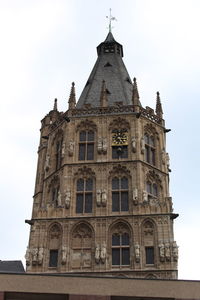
[25,32,178,279]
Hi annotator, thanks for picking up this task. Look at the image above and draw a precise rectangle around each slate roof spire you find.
[68,82,76,109]
[155,91,163,118]
[76,32,133,108]
[132,77,141,108]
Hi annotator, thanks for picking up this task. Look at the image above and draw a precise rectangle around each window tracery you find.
[48,223,62,268]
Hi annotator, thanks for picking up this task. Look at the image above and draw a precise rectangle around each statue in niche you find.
[172,241,178,262]
[96,190,101,207]
[159,242,165,261]
[38,248,44,265]
[131,137,137,152]
[133,188,138,205]
[65,190,71,209]
[102,138,107,153]
[165,242,171,261]
[95,244,100,263]
[61,142,66,157]
[100,242,106,264]
[143,190,148,203]
[134,243,140,263]
[161,149,166,165]
[101,189,107,206]
[57,190,62,207]
[166,153,170,170]
[97,138,103,153]
[141,137,145,154]
[68,141,75,156]
[44,154,50,171]
[25,246,31,266]
[61,246,67,264]
[32,248,38,264]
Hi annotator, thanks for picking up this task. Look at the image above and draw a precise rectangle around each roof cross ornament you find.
[106,8,117,33]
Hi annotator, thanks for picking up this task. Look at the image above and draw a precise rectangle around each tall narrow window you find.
[112,177,129,212]
[79,130,94,160]
[112,232,130,266]
[146,182,158,199]
[144,134,155,165]
[145,247,154,264]
[76,178,93,213]
[49,249,58,267]
[56,139,63,169]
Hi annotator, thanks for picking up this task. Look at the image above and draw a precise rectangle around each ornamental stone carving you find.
[172,241,178,262]
[57,190,62,207]
[165,243,171,261]
[95,244,100,263]
[97,138,107,154]
[141,137,145,154]
[38,247,44,265]
[131,137,137,152]
[100,242,106,264]
[25,246,31,266]
[159,242,165,262]
[143,190,148,203]
[61,246,67,264]
[102,138,107,153]
[68,141,75,156]
[44,154,50,171]
[65,190,71,209]
[61,142,66,157]
[134,243,140,263]
[101,189,107,207]
[96,190,101,207]
[32,248,38,265]
[133,188,138,205]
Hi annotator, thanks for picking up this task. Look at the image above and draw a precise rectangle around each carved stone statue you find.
[95,244,100,263]
[97,138,103,153]
[165,243,171,261]
[100,242,106,264]
[133,188,138,205]
[61,142,65,157]
[65,190,71,209]
[101,189,107,207]
[96,190,101,206]
[141,137,145,154]
[25,246,31,266]
[68,141,75,156]
[102,138,107,154]
[44,154,50,171]
[159,242,165,261]
[161,149,166,165]
[143,190,148,203]
[166,153,170,169]
[131,137,136,152]
[134,243,140,263]
[61,246,67,264]
[57,190,62,207]
[32,248,38,265]
[38,248,44,265]
[172,241,178,262]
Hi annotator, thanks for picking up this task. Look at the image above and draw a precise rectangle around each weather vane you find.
[106,8,117,33]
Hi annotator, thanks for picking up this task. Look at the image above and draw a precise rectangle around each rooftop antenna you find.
[106,8,117,33]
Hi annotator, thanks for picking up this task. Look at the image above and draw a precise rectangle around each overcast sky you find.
[0,0,199,280]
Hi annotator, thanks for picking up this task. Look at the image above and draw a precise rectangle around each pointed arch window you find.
[112,177,129,212]
[48,224,62,268]
[78,130,94,161]
[76,178,93,213]
[111,224,130,266]
[144,134,155,165]
[142,220,156,265]
[146,182,158,199]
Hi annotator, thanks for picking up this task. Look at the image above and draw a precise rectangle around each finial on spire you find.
[106,8,117,33]
[68,82,76,109]
[132,77,140,108]
[156,91,163,118]
[100,80,108,107]
[53,98,58,111]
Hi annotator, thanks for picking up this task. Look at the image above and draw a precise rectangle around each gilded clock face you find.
[112,131,128,145]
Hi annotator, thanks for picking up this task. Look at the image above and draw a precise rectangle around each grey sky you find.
[0,0,199,279]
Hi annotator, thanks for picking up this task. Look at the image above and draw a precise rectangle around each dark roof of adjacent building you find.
[0,260,25,273]
[76,32,134,108]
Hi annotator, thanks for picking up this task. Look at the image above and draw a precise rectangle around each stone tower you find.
[25,31,178,279]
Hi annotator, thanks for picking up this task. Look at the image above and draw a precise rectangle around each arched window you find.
[146,182,158,198]
[76,178,93,213]
[48,224,62,268]
[112,177,129,212]
[111,223,130,266]
[78,130,94,160]
[142,220,156,265]
[144,134,155,165]
[71,223,93,270]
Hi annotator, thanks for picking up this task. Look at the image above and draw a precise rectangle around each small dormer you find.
[97,32,123,57]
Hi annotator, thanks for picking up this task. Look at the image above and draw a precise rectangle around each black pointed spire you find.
[132,78,141,108]
[156,91,163,118]
[68,82,76,109]
[53,98,57,111]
